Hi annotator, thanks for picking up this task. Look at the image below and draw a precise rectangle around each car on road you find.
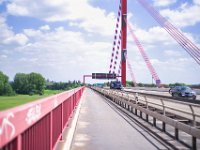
[110,81,123,90]
[169,86,196,100]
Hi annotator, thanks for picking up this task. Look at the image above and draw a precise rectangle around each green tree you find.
[169,83,186,88]
[13,72,45,95]
[13,73,29,94]
[4,83,15,96]
[0,71,14,96]
[0,71,8,94]
[28,72,45,95]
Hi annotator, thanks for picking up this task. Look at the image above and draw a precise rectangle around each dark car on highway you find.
[169,86,196,100]
[110,81,123,90]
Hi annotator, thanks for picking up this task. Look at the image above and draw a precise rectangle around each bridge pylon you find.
[121,0,127,87]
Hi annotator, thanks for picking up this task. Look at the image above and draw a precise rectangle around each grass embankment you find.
[0,90,63,111]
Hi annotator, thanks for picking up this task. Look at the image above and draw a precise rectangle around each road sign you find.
[92,73,117,79]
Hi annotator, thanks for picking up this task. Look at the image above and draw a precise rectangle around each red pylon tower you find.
[121,0,127,87]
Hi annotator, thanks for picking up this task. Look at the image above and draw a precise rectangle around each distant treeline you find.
[125,81,200,89]
[0,71,82,96]
[46,80,82,90]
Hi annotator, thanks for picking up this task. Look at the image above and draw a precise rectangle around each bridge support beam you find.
[83,75,92,84]
[121,0,127,87]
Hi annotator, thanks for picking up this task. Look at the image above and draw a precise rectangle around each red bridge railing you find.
[0,86,85,150]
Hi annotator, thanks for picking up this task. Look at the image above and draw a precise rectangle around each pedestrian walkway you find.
[70,88,167,150]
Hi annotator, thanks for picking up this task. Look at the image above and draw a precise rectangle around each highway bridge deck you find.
[59,88,189,150]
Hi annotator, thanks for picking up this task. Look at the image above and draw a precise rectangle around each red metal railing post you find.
[60,103,64,141]
[17,135,22,150]
[73,91,75,109]
[50,111,53,150]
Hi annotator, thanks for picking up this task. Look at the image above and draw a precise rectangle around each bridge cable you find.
[109,2,122,73]
[127,57,137,86]
[113,31,122,74]
[136,0,200,66]
[126,19,161,86]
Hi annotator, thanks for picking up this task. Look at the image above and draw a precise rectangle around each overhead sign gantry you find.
[92,73,117,79]
[83,73,120,84]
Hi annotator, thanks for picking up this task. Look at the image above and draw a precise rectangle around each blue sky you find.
[0,0,200,84]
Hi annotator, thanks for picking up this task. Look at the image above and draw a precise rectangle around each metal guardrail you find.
[121,90,200,123]
[0,87,85,150]
[124,89,200,104]
[92,87,200,150]
[127,87,200,95]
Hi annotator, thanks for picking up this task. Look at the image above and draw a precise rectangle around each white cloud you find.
[0,16,13,40]
[23,29,43,38]
[128,54,200,84]
[153,0,177,7]
[164,50,182,57]
[6,0,116,36]
[0,15,29,45]
[7,3,29,16]
[4,33,29,45]
[160,1,200,28]
[148,57,199,83]
[39,25,50,31]
[134,26,175,45]
[0,26,111,81]
[0,0,6,4]
[194,0,200,5]
[0,55,7,58]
